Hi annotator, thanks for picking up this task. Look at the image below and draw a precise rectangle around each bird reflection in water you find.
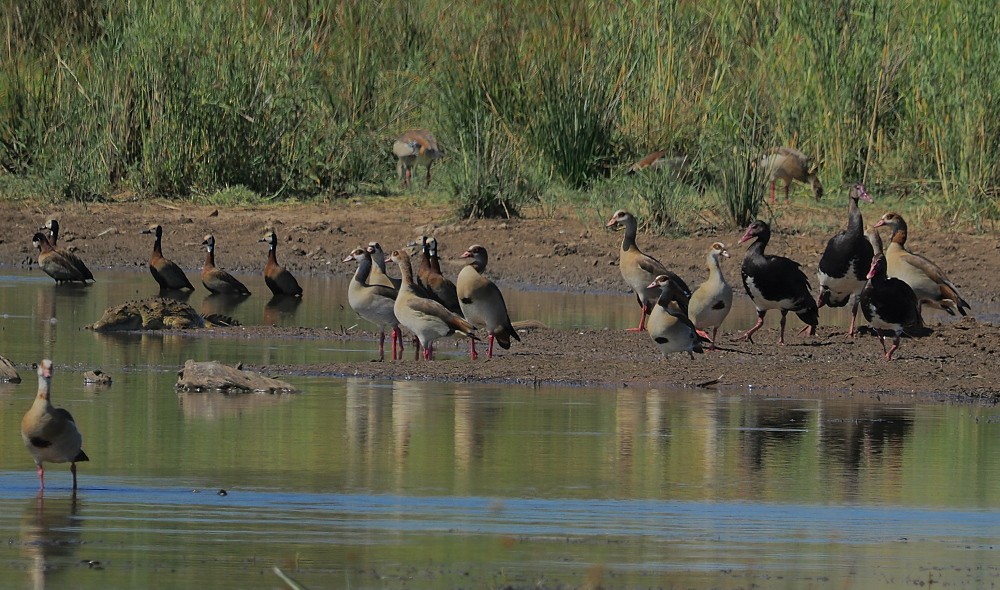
[263,294,303,326]
[21,493,88,590]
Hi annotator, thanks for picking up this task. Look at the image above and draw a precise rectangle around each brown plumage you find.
[21,360,89,491]
[142,224,194,291]
[873,212,970,318]
[756,147,823,202]
[426,237,462,314]
[32,232,93,284]
[389,249,476,360]
[201,234,251,296]
[457,245,520,359]
[37,219,95,282]
[259,229,303,297]
[392,129,442,188]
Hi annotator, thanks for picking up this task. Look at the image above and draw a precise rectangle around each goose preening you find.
[873,212,970,318]
[647,275,706,359]
[389,249,477,360]
[259,229,303,297]
[21,360,89,491]
[457,244,520,359]
[142,224,195,291]
[687,242,733,348]
[392,129,442,189]
[345,247,403,361]
[32,232,94,284]
[606,209,690,332]
[200,234,251,296]
[816,183,874,335]
[860,231,924,360]
[739,220,819,344]
[756,147,823,203]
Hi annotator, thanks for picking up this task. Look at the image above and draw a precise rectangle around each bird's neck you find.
[707,255,724,282]
[621,220,638,252]
[204,248,216,270]
[268,244,278,265]
[397,256,415,287]
[152,235,163,257]
[890,226,907,246]
[353,254,373,284]
[847,197,864,233]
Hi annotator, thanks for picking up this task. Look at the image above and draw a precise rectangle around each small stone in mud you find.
[218,489,228,496]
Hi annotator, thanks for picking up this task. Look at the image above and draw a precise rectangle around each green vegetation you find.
[2,0,999,228]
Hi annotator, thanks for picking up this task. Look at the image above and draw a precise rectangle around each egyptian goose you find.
[392,129,442,188]
[457,245,520,359]
[756,147,823,202]
[606,209,690,332]
[860,231,924,360]
[873,212,970,317]
[200,234,251,295]
[32,233,93,284]
[647,275,706,359]
[259,229,303,297]
[816,183,874,334]
[739,220,819,344]
[389,249,476,360]
[21,360,89,491]
[366,242,401,289]
[626,150,690,177]
[687,242,733,348]
[37,219,95,282]
[426,237,462,314]
[345,248,403,361]
[142,224,195,291]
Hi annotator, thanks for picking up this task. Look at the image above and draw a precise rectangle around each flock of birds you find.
[20,138,973,492]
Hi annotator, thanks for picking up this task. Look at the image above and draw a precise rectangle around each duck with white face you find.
[200,234,251,296]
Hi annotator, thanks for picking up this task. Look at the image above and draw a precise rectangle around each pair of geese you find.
[346,237,518,361]
[609,185,969,360]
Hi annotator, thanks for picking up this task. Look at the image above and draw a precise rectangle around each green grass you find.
[1,0,999,227]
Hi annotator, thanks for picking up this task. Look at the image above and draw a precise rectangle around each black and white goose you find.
[646,275,706,359]
[817,183,873,335]
[859,231,923,361]
[739,220,818,344]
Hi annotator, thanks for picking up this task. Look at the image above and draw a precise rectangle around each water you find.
[0,269,998,588]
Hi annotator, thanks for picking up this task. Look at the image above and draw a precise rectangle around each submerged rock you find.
[0,355,20,383]
[88,297,240,332]
[83,370,112,386]
[175,360,297,394]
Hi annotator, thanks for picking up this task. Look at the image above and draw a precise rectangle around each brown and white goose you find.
[816,183,873,334]
[392,129,442,188]
[687,242,733,348]
[389,249,476,360]
[647,275,706,359]
[21,360,89,491]
[860,231,924,360]
[873,212,970,317]
[457,245,520,359]
[756,147,823,202]
[606,209,690,332]
[37,219,95,282]
[366,242,401,290]
[200,234,251,296]
[32,233,93,284]
[345,248,403,361]
[739,220,819,344]
[259,229,303,297]
[142,224,195,291]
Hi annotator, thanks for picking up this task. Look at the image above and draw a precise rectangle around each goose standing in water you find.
[142,224,195,291]
[201,234,251,296]
[21,360,89,491]
[32,233,93,284]
[259,229,303,297]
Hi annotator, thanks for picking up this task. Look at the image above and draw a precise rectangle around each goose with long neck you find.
[21,360,89,491]
[860,230,924,360]
[32,232,93,284]
[646,275,706,359]
[424,237,461,314]
[816,183,874,335]
[366,242,401,289]
[606,209,690,332]
[873,212,970,318]
[142,224,194,291]
[739,220,818,344]
[259,229,302,297]
[201,234,251,295]
[345,247,402,361]
[687,242,733,348]
[457,244,520,360]
[389,249,477,360]
[36,219,94,283]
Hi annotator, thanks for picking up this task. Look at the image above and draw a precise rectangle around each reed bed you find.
[1,0,998,228]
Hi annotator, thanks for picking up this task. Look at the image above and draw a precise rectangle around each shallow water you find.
[0,269,998,588]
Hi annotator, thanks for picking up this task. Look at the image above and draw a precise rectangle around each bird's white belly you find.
[744,276,796,311]
[817,268,864,305]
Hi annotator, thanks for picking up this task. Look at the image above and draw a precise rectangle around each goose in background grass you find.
[647,275,706,359]
[860,230,925,361]
[142,224,195,291]
[201,234,251,296]
[817,183,873,335]
[21,360,89,491]
[687,242,733,349]
[873,212,970,318]
[259,229,303,297]
[606,209,690,332]
[457,244,520,360]
[392,129,442,189]
[739,220,818,344]
[345,247,403,361]
[755,147,823,203]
